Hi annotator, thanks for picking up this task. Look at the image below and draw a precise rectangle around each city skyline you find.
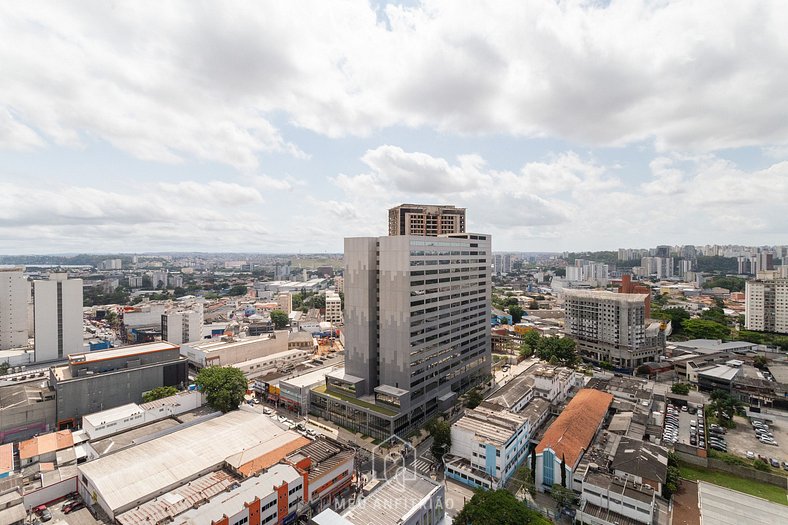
[2,1,787,254]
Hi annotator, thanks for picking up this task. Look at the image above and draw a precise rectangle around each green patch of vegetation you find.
[678,463,788,506]
[313,384,397,416]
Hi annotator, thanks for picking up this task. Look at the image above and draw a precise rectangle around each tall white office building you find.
[0,267,30,350]
[34,273,83,362]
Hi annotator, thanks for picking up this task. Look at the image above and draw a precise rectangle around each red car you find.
[64,501,84,514]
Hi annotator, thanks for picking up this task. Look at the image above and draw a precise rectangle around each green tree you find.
[708,389,743,427]
[536,336,578,366]
[681,319,730,340]
[663,466,682,498]
[0,362,9,376]
[195,366,248,413]
[700,307,728,325]
[454,489,550,525]
[702,275,746,292]
[753,355,768,369]
[671,383,690,395]
[655,308,690,334]
[429,419,452,464]
[466,389,483,409]
[510,465,535,496]
[228,284,248,296]
[508,305,524,324]
[753,459,771,471]
[142,386,178,403]
[560,454,567,487]
[550,484,578,511]
[270,309,289,329]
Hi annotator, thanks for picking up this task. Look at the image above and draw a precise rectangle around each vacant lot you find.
[678,462,788,506]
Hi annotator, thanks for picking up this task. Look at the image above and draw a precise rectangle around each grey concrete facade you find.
[563,289,664,369]
[313,232,492,439]
[50,343,187,427]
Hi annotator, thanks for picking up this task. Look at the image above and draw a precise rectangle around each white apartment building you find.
[565,262,609,285]
[640,257,673,279]
[324,290,342,324]
[0,266,29,350]
[446,405,531,490]
[34,273,83,362]
[161,306,203,344]
[745,278,788,334]
[531,365,577,404]
[563,289,663,369]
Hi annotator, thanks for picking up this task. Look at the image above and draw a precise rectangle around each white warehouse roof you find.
[78,410,291,516]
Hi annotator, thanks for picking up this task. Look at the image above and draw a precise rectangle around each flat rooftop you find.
[83,403,144,428]
[485,374,534,410]
[176,463,301,525]
[185,333,280,352]
[454,406,528,447]
[697,480,788,525]
[698,364,740,381]
[68,341,179,364]
[78,411,295,514]
[339,470,442,525]
[281,366,338,389]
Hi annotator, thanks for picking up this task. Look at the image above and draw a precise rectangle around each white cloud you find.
[1,0,788,169]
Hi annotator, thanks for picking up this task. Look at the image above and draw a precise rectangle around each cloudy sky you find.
[1,0,787,254]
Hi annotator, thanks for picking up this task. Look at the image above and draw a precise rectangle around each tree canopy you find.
[681,319,729,340]
[702,275,746,292]
[466,389,483,409]
[454,489,551,525]
[195,366,248,413]
[270,309,289,329]
[228,284,248,296]
[508,305,524,324]
[429,419,452,464]
[671,383,690,395]
[142,386,178,403]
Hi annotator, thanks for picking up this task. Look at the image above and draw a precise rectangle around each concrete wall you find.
[675,450,788,489]
[55,360,187,424]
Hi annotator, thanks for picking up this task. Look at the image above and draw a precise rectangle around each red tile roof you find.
[535,388,613,468]
[18,430,74,460]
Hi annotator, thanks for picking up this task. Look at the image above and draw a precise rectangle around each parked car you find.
[64,502,84,514]
[770,458,780,468]
[746,451,755,459]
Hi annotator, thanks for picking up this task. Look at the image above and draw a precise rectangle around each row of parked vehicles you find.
[751,418,778,446]
[663,404,681,444]
[31,494,84,524]
[707,423,727,452]
[689,412,706,448]
[262,407,318,437]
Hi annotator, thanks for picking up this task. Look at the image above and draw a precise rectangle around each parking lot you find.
[663,403,706,450]
[724,415,787,465]
[32,497,100,525]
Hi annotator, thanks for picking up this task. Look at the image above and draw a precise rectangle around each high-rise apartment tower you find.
[388,204,466,236]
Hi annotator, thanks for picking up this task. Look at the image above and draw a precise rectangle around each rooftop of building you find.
[580,501,645,525]
[0,381,53,409]
[184,332,286,352]
[68,341,179,365]
[175,463,301,525]
[516,397,552,426]
[332,470,442,525]
[697,364,740,381]
[0,443,13,473]
[454,405,529,447]
[89,417,183,455]
[83,403,144,428]
[674,339,757,352]
[289,331,316,343]
[280,366,339,389]
[312,383,397,417]
[563,289,649,302]
[78,411,296,513]
[484,374,535,410]
[535,388,614,468]
[584,470,655,504]
[225,432,310,477]
[610,437,668,484]
[19,430,74,460]
[116,470,237,525]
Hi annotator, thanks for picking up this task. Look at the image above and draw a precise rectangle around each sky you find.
[1,0,787,255]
